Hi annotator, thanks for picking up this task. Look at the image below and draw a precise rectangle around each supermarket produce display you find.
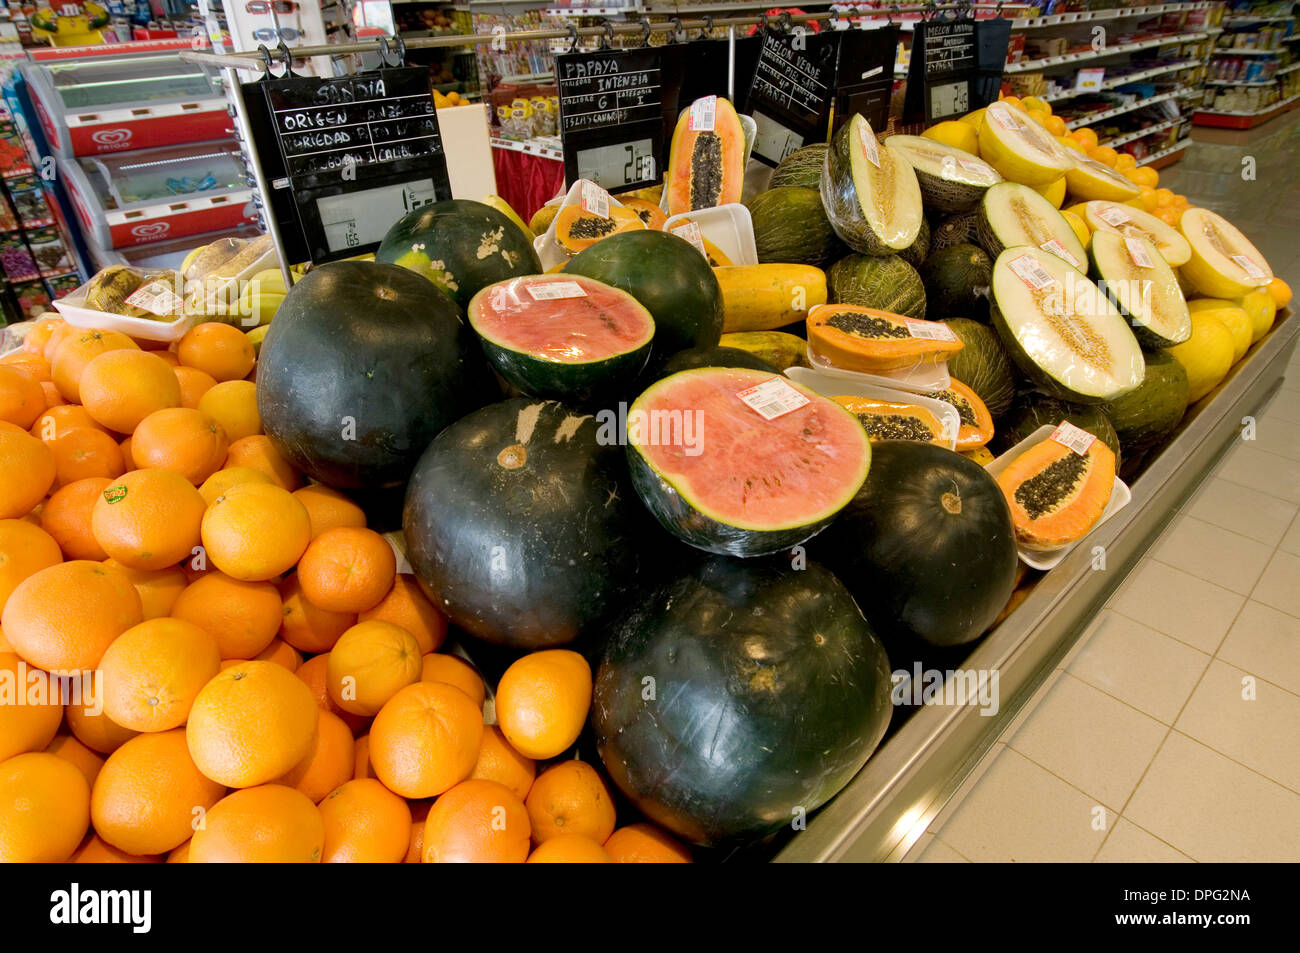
[0,64,1296,865]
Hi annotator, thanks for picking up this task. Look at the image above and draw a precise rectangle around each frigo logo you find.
[130,221,171,239]
[90,128,133,147]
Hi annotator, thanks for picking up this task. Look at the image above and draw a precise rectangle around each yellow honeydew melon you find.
[1084,200,1191,267]
[1236,288,1277,343]
[1178,207,1274,299]
[960,108,986,130]
[920,120,979,155]
[1165,312,1237,402]
[977,102,1072,187]
[1187,299,1252,363]
[1034,176,1066,208]
[1064,153,1142,202]
[1060,210,1091,249]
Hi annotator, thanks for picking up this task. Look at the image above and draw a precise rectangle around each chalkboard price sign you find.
[745,27,838,167]
[904,17,1009,126]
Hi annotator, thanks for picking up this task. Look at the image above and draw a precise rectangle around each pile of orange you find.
[0,317,689,864]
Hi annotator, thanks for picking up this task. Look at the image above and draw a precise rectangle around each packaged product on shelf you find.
[0,233,37,282]
[6,175,52,227]
[0,191,16,233]
[11,278,51,319]
[25,227,73,277]
[44,272,81,300]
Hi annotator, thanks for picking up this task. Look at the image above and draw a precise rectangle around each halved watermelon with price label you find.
[625,367,872,557]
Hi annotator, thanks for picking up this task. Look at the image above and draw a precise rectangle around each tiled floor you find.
[903,114,1300,863]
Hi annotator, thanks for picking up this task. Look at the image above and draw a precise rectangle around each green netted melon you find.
[922,243,992,320]
[898,217,931,271]
[940,318,1018,418]
[770,144,829,189]
[747,187,845,268]
[827,253,926,319]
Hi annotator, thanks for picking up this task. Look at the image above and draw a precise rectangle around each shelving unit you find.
[1196,5,1297,127]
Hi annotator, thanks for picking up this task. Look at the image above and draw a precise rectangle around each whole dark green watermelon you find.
[564,230,723,371]
[376,199,542,310]
[403,398,648,650]
[593,556,893,847]
[257,261,497,489]
[656,345,778,379]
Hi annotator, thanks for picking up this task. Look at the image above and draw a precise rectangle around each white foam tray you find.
[805,340,952,392]
[785,366,962,451]
[662,202,758,266]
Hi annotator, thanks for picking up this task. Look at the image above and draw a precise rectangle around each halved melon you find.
[468,274,655,402]
[977,182,1087,268]
[807,304,963,372]
[997,433,1116,550]
[977,102,1072,187]
[832,395,946,445]
[1178,207,1274,299]
[625,367,872,556]
[621,197,667,230]
[1083,201,1191,267]
[821,114,924,256]
[1088,231,1191,348]
[883,135,1002,214]
[555,203,645,254]
[923,379,993,450]
[1064,153,1142,202]
[1034,175,1067,209]
[990,246,1145,403]
[664,96,747,216]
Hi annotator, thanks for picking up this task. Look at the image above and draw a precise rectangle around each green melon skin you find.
[996,392,1122,473]
[898,217,931,271]
[941,318,1018,418]
[770,144,829,189]
[930,212,980,255]
[923,243,992,322]
[478,336,653,405]
[1100,349,1189,459]
[820,121,913,257]
[828,254,927,319]
[748,187,845,268]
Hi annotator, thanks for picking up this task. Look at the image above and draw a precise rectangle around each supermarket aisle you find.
[903,113,1300,864]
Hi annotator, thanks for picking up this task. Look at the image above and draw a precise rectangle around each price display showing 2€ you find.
[929,80,969,118]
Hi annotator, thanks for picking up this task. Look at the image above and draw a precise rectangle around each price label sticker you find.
[1231,254,1267,280]
[1051,420,1098,456]
[1076,67,1106,91]
[579,180,610,218]
[858,120,881,168]
[124,280,184,317]
[905,318,958,342]
[1125,236,1154,268]
[1096,205,1131,227]
[688,95,717,132]
[957,157,998,182]
[1009,253,1057,291]
[669,220,708,257]
[736,377,811,420]
[989,102,1024,131]
[1040,239,1081,269]
[526,280,588,301]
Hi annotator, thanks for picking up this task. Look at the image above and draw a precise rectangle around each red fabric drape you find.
[492,146,565,222]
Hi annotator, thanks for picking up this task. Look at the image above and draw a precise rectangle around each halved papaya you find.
[807,304,963,372]
[832,395,946,445]
[925,379,993,450]
[701,237,733,266]
[665,96,747,216]
[554,204,644,254]
[996,434,1116,550]
[621,197,667,230]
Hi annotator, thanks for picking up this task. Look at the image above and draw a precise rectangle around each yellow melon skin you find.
[1236,289,1277,344]
[1177,210,1273,299]
[1187,299,1252,364]
[1165,312,1236,403]
[977,104,1071,187]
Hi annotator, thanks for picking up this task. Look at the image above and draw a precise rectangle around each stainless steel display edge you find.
[774,308,1299,864]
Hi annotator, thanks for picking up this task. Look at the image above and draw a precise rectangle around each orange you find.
[1114,153,1137,172]
[177,322,256,382]
[326,620,422,716]
[1042,114,1067,138]
[188,784,323,863]
[51,328,138,403]
[0,518,63,611]
[525,759,616,845]
[1153,187,1175,208]
[1268,277,1292,310]
[603,823,692,863]
[279,573,355,654]
[186,660,318,787]
[200,481,310,581]
[422,778,529,863]
[71,834,159,863]
[197,379,261,443]
[198,465,272,506]
[29,404,105,446]
[167,841,190,862]
[1124,167,1157,192]
[42,321,75,364]
[1154,206,1180,226]
[293,484,365,539]
[41,477,112,560]
[420,653,486,710]
[102,559,187,620]
[118,436,133,473]
[252,637,301,671]
[65,702,138,754]
[131,407,228,485]
[173,365,217,409]
[297,527,396,614]
[90,728,225,856]
[295,653,369,736]
[495,649,592,760]
[279,708,354,803]
[91,468,206,571]
[1132,185,1158,213]
[0,427,55,518]
[224,434,299,490]
[3,351,52,382]
[78,350,181,434]
[50,425,125,487]
[527,833,609,863]
[470,724,535,800]
[319,777,411,863]
[0,652,63,761]
[170,570,283,659]
[0,364,46,429]
[405,800,431,863]
[98,617,221,731]
[45,733,105,789]
[360,573,446,654]
[21,316,63,355]
[368,681,483,798]
[1070,127,1098,151]
[1089,145,1119,168]
[2,560,141,671]
[353,733,375,779]
[40,381,64,408]
[0,752,90,862]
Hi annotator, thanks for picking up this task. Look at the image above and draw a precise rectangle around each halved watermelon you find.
[468,274,655,402]
[625,367,872,556]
